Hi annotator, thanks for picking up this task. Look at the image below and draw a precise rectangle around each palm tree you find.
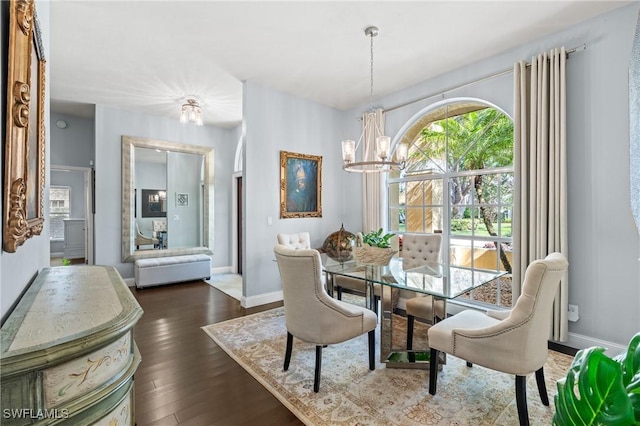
[414,107,514,272]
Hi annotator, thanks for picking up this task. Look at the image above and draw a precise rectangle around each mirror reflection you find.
[122,136,213,262]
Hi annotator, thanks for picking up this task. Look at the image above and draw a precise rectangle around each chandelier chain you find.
[370,29,374,110]
[341,25,408,173]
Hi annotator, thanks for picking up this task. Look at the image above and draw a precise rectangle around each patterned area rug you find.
[202,307,573,425]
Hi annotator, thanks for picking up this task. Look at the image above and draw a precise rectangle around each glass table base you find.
[385,351,445,370]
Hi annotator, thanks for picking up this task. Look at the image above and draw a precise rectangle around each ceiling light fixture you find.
[341,26,408,173]
[180,98,204,126]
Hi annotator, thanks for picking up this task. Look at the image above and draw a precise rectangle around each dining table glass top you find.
[321,254,505,300]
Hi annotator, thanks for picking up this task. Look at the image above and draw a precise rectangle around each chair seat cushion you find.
[334,275,381,296]
[405,296,445,320]
[135,254,211,268]
[428,310,499,354]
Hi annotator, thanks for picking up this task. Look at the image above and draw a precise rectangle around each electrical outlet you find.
[568,304,579,322]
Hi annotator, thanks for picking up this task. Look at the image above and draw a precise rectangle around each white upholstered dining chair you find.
[401,233,443,349]
[277,232,311,250]
[427,252,568,426]
[135,222,158,249]
[274,245,377,392]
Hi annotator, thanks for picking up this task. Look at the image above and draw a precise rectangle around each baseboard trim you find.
[124,277,136,287]
[565,332,626,356]
[50,252,64,258]
[242,290,283,309]
[212,266,233,274]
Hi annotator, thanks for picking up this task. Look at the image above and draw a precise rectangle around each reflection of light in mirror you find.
[122,136,214,262]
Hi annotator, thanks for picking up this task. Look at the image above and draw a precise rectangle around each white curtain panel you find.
[361,109,385,233]
[513,47,569,342]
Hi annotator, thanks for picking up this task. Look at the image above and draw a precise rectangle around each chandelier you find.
[341,26,408,173]
[180,98,204,126]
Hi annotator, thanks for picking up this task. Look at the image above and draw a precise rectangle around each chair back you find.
[402,233,442,269]
[152,220,167,232]
[508,252,568,345]
[274,245,334,340]
[277,232,311,249]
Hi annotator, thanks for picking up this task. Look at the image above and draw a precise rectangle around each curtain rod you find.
[384,43,586,114]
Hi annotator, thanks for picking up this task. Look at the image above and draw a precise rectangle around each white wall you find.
[242,81,350,303]
[0,1,51,321]
[51,169,85,219]
[242,3,639,348]
[166,152,202,248]
[94,106,236,278]
[50,112,95,168]
[360,3,639,349]
[135,161,166,238]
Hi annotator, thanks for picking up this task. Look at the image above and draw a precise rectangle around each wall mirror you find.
[122,136,214,262]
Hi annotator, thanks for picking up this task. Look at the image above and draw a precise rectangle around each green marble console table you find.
[1,266,143,425]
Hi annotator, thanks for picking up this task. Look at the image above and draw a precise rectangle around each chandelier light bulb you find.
[376,136,390,161]
[340,26,406,173]
[180,98,203,126]
[342,140,356,164]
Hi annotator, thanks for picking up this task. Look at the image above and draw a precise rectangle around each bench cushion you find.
[134,254,212,288]
[135,254,211,268]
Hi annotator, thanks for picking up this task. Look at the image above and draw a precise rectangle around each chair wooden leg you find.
[406,315,415,350]
[429,348,438,395]
[314,345,322,393]
[337,287,343,300]
[368,330,375,370]
[535,367,549,406]
[284,332,293,371]
[373,296,380,315]
[515,375,529,426]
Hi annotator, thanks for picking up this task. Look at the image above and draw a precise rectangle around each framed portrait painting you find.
[280,151,322,219]
[3,0,47,253]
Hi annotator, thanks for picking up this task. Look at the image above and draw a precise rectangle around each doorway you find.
[50,165,94,265]
[232,172,243,274]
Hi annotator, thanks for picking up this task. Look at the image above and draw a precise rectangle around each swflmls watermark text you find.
[3,409,69,420]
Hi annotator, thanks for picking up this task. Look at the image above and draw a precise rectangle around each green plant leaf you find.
[614,333,640,423]
[553,347,635,425]
[361,229,395,248]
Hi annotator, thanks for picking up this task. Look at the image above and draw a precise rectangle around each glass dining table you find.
[321,254,505,369]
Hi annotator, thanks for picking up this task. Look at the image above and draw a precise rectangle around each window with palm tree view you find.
[388,101,514,307]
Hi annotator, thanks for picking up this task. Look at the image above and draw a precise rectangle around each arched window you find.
[388,100,514,307]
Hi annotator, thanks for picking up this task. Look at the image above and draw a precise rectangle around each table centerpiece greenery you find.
[352,229,397,265]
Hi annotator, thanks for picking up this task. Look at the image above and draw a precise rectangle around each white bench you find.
[134,254,212,288]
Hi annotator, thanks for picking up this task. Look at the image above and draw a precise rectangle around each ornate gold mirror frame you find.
[3,0,46,253]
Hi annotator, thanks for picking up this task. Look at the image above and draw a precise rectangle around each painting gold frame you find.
[280,151,322,219]
[3,0,46,253]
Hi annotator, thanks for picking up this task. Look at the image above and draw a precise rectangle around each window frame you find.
[387,99,514,308]
[49,185,71,241]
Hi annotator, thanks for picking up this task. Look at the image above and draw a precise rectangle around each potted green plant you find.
[553,332,640,425]
[352,229,397,265]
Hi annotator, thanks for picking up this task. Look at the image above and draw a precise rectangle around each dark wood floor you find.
[130,281,303,426]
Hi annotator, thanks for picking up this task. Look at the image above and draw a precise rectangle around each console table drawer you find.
[43,333,133,408]
[1,266,143,425]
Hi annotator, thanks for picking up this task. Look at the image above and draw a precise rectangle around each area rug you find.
[202,307,574,425]
[205,273,242,301]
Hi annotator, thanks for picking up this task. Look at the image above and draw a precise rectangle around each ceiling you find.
[49,1,631,128]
